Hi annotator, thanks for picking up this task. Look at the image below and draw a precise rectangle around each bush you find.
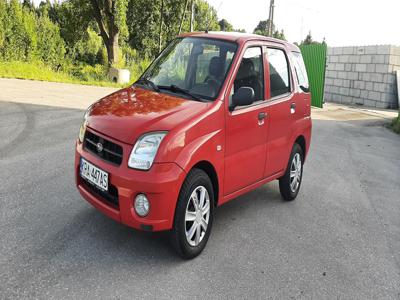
[21,8,38,61]
[123,47,151,81]
[0,0,65,69]
[1,0,29,60]
[391,115,400,134]
[36,13,66,68]
[70,64,108,82]
[73,28,104,65]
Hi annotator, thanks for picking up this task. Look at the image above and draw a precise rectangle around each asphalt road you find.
[1,96,400,298]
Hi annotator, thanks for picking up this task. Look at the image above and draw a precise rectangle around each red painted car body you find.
[75,32,312,232]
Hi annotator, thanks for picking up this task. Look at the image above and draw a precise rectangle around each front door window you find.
[229,46,264,106]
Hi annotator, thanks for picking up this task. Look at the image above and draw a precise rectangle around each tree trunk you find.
[90,0,119,66]
[105,32,119,66]
[190,0,194,32]
[178,0,189,35]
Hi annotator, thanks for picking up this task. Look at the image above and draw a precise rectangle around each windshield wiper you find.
[158,85,204,102]
[135,77,160,92]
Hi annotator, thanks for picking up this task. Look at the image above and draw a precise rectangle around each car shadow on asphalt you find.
[73,182,284,264]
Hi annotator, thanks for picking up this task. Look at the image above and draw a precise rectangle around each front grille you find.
[84,131,123,165]
[81,177,119,208]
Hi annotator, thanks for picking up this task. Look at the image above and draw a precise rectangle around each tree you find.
[0,0,66,67]
[253,19,285,40]
[49,0,92,57]
[22,0,34,11]
[178,0,189,35]
[36,13,66,67]
[272,29,286,40]
[126,0,219,59]
[218,19,233,32]
[158,0,164,52]
[300,31,324,45]
[1,0,34,61]
[302,31,313,45]
[0,0,7,54]
[193,0,219,32]
[88,0,128,66]
[0,0,237,74]
[126,0,160,58]
[127,0,186,58]
[253,20,271,36]
[234,28,246,33]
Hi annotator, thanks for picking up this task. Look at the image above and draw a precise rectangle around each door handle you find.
[258,112,266,121]
[290,103,296,114]
[258,112,266,125]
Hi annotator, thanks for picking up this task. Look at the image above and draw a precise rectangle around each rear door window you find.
[267,48,291,98]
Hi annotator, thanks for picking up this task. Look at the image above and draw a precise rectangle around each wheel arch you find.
[294,135,306,159]
[191,160,219,207]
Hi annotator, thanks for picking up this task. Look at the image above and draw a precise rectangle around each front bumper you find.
[75,131,186,232]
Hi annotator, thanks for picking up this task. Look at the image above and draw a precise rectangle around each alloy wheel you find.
[185,186,210,247]
[290,153,302,193]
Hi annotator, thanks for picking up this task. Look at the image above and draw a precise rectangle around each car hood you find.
[87,86,209,144]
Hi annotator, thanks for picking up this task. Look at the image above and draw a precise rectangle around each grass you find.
[0,61,126,88]
[390,115,400,134]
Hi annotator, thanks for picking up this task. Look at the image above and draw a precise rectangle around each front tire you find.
[279,143,304,201]
[171,169,214,259]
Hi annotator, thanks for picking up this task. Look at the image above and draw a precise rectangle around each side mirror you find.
[300,85,310,93]
[230,87,255,111]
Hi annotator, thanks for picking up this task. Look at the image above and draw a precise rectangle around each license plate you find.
[80,157,108,191]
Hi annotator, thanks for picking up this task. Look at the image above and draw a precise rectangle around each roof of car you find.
[179,31,300,52]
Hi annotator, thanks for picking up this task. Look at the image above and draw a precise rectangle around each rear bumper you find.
[75,136,186,232]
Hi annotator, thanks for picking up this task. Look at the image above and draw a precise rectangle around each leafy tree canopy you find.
[218,18,233,31]
[300,31,326,45]
[253,19,286,41]
[0,0,242,80]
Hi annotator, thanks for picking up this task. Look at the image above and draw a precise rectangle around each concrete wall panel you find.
[324,45,399,109]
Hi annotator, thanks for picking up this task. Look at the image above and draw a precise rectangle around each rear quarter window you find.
[292,52,309,89]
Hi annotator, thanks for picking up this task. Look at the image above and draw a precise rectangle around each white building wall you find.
[324,45,400,109]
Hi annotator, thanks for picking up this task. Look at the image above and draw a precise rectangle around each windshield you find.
[141,37,238,101]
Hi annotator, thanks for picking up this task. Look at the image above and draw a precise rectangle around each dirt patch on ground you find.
[312,103,397,121]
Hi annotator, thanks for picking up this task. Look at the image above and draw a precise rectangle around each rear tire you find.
[279,143,304,201]
[171,168,214,259]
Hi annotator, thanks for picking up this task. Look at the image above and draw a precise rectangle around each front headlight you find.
[128,132,167,170]
[78,109,89,143]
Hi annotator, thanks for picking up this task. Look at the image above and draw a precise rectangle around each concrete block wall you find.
[324,45,400,109]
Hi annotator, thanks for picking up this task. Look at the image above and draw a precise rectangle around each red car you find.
[75,32,312,259]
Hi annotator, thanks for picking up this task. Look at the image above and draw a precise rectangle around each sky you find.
[207,0,400,46]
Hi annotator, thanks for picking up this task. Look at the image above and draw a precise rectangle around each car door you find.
[224,43,269,195]
[263,44,298,178]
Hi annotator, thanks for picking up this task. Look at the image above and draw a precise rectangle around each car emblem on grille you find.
[96,142,103,152]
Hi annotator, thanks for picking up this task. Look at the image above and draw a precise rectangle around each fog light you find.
[134,194,150,217]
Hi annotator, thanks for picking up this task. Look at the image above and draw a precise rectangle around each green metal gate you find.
[299,44,327,108]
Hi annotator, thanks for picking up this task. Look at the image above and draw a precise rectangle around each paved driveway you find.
[1,79,400,299]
